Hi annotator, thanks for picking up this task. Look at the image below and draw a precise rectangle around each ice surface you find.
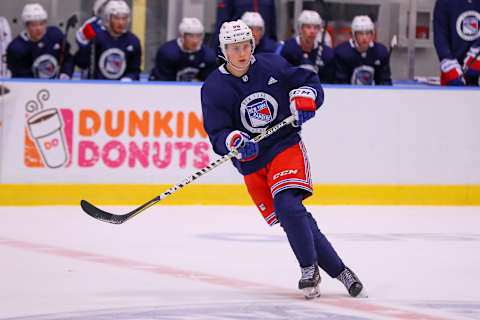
[1,205,479,320]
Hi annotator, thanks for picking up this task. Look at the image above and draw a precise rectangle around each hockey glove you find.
[226,130,259,162]
[463,46,480,77]
[440,59,465,86]
[76,16,102,46]
[289,86,317,127]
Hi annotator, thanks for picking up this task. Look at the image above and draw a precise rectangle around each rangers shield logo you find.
[240,92,278,133]
[457,11,480,41]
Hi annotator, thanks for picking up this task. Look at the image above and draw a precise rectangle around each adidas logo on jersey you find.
[267,76,278,85]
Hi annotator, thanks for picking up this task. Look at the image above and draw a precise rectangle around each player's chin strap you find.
[218,54,254,72]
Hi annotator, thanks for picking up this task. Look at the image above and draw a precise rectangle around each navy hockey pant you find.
[273,188,345,278]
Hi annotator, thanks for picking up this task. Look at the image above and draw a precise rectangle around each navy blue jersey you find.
[334,39,392,85]
[280,37,335,84]
[74,28,141,80]
[149,39,216,82]
[433,0,480,62]
[255,36,279,54]
[201,53,323,176]
[7,26,73,79]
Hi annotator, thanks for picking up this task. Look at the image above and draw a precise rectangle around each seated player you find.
[149,17,216,82]
[7,3,74,79]
[280,10,335,84]
[74,0,141,81]
[334,15,392,85]
[241,11,280,54]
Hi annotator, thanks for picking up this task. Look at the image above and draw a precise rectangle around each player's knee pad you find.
[273,188,308,223]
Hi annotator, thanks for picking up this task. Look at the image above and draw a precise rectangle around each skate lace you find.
[337,268,356,288]
[301,265,316,280]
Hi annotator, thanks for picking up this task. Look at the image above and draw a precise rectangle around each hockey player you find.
[201,20,363,299]
[6,3,74,79]
[241,12,279,54]
[0,16,12,78]
[149,17,216,82]
[280,10,335,84]
[334,15,392,85]
[433,0,480,86]
[74,0,141,81]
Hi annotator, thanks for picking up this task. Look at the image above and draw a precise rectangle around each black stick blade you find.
[80,200,127,224]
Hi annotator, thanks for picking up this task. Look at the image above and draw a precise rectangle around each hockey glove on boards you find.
[463,46,480,77]
[76,16,102,46]
[225,131,259,162]
[440,59,465,86]
[289,86,317,127]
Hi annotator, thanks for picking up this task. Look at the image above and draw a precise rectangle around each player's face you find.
[110,14,128,34]
[226,40,252,69]
[26,20,47,42]
[183,33,203,51]
[249,26,262,45]
[300,24,320,44]
[354,31,374,53]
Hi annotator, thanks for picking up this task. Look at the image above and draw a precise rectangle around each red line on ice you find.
[0,236,456,320]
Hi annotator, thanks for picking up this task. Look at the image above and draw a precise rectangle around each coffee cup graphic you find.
[27,108,68,168]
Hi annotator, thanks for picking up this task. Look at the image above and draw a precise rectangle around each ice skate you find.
[337,266,363,297]
[298,263,321,299]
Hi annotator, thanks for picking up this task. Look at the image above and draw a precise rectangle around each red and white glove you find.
[440,59,465,86]
[289,86,317,127]
[225,130,259,161]
[76,16,102,46]
[463,46,480,77]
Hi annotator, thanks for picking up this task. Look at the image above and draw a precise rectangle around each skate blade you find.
[354,289,369,298]
[302,287,321,299]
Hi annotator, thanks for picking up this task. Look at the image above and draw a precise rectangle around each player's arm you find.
[198,47,217,81]
[374,45,392,85]
[122,36,142,81]
[433,0,464,86]
[333,48,350,84]
[283,59,325,126]
[6,41,32,78]
[149,45,177,81]
[73,42,92,70]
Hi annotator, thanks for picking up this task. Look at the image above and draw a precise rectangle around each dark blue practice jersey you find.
[255,36,279,54]
[433,0,480,62]
[7,26,73,79]
[334,39,392,85]
[280,37,335,84]
[74,28,141,80]
[149,39,216,82]
[201,53,323,176]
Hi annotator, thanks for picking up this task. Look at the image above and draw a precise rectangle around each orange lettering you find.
[177,111,184,138]
[188,112,207,138]
[105,110,125,137]
[128,110,149,137]
[79,110,101,136]
[153,111,173,137]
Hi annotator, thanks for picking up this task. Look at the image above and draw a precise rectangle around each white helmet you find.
[241,11,265,30]
[93,0,110,16]
[103,0,130,27]
[22,3,48,23]
[179,17,204,35]
[297,10,322,29]
[351,15,374,33]
[219,20,255,58]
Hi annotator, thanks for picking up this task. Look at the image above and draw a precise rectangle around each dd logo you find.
[43,138,59,150]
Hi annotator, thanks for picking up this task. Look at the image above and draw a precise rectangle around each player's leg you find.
[273,188,320,299]
[305,213,364,297]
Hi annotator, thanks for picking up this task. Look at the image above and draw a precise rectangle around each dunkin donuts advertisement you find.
[0,81,241,184]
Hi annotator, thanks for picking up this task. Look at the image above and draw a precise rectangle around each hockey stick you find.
[57,14,78,77]
[81,115,297,224]
[462,49,480,75]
